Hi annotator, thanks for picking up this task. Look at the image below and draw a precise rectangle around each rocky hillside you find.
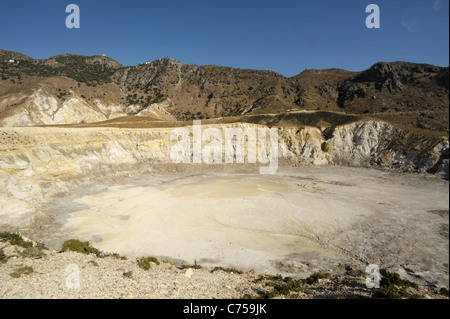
[0,49,448,132]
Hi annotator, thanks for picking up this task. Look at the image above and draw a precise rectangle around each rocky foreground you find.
[0,235,447,299]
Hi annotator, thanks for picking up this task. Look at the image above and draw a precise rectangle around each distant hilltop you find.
[0,49,448,132]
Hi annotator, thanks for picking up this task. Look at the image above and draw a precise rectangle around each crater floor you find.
[41,166,449,287]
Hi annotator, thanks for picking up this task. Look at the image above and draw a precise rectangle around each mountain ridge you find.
[0,49,448,132]
[3,49,448,78]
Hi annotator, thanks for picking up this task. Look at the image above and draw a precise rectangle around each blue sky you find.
[0,0,448,77]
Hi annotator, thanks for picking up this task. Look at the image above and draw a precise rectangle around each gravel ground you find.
[0,239,446,299]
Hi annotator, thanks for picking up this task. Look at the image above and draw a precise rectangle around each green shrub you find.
[61,239,100,256]
[247,275,303,299]
[372,270,420,299]
[9,266,34,278]
[267,279,303,298]
[211,267,243,274]
[0,249,7,264]
[0,232,33,249]
[137,256,160,270]
[123,271,133,278]
[321,142,333,153]
[253,274,284,283]
[21,247,45,259]
[181,260,202,270]
[306,272,331,285]
[379,270,418,289]
[373,286,418,299]
[103,252,127,260]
